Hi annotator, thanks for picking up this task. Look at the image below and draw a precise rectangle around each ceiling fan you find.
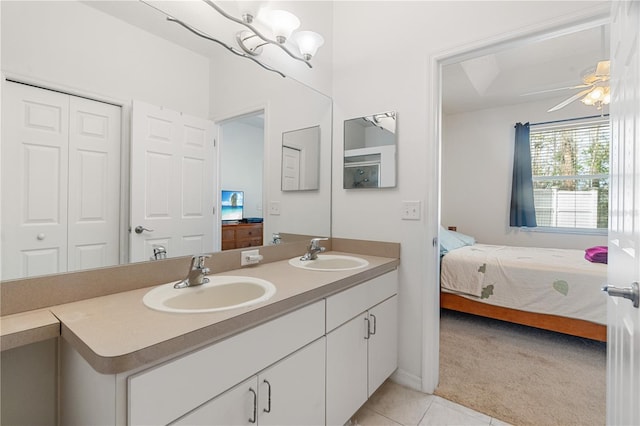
[525,60,611,112]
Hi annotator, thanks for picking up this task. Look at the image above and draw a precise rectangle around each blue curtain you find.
[510,122,537,227]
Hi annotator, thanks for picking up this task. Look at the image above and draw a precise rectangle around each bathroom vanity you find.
[37,244,399,425]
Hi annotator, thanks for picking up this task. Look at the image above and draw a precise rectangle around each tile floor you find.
[350,380,512,426]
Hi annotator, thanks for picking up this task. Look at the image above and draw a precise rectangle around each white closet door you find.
[130,101,216,262]
[1,82,70,279]
[67,96,121,272]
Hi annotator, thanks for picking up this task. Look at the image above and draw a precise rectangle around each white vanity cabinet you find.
[128,300,325,425]
[325,270,398,426]
[173,337,325,425]
[61,300,325,426]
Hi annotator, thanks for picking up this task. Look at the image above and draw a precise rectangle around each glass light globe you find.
[269,10,300,43]
[293,31,324,60]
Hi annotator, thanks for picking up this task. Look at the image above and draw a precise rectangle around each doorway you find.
[218,110,265,250]
[426,5,611,415]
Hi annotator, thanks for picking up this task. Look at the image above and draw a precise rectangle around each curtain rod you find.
[530,114,609,127]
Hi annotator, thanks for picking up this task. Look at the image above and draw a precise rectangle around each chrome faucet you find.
[174,254,211,289]
[151,245,167,260]
[300,238,328,261]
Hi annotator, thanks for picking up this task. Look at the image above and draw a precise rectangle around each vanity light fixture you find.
[203,0,324,66]
[167,0,324,77]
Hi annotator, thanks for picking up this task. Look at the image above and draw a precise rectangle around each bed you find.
[439,229,608,342]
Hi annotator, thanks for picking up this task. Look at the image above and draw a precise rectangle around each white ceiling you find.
[442,24,610,114]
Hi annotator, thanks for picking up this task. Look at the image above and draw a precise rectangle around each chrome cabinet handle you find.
[364,317,370,339]
[248,387,257,423]
[134,225,154,234]
[369,314,377,335]
[263,379,272,413]
[602,282,639,308]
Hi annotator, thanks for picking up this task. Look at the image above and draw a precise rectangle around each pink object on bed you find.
[585,246,608,264]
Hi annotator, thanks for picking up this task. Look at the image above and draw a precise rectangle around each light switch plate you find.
[401,201,421,220]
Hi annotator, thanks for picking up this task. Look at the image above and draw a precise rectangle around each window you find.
[529,118,610,231]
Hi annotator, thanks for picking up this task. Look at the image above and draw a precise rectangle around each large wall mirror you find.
[0,0,332,280]
[343,111,397,189]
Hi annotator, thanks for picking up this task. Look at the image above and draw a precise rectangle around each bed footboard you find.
[440,292,607,342]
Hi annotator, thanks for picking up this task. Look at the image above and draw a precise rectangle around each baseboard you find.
[389,368,422,392]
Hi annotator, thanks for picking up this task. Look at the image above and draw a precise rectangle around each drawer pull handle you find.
[263,379,272,413]
[249,387,257,423]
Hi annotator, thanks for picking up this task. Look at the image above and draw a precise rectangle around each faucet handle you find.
[191,254,211,269]
[309,237,328,249]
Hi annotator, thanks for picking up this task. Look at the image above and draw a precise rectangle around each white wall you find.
[220,120,264,219]
[1,1,210,116]
[331,1,610,392]
[442,97,608,249]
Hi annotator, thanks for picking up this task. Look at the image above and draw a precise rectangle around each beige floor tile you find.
[419,397,491,426]
[350,406,402,426]
[363,380,435,425]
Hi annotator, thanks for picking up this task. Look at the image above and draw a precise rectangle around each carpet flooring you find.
[435,309,606,426]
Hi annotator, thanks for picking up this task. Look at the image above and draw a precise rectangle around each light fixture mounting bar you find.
[166,16,285,78]
[201,0,313,68]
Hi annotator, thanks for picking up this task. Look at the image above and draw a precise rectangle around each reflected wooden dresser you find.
[221,223,263,250]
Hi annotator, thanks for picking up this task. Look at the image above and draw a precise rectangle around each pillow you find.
[439,227,476,255]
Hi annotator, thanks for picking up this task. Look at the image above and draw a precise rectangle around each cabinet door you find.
[368,295,398,396]
[259,338,325,426]
[326,313,368,426]
[172,376,258,426]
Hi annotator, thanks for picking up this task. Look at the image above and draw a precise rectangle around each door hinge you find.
[213,138,216,147]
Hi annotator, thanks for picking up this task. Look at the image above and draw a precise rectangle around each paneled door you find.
[130,101,216,262]
[605,1,640,424]
[282,146,301,190]
[1,81,121,279]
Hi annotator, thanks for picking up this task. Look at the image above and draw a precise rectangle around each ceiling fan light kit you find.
[545,60,611,113]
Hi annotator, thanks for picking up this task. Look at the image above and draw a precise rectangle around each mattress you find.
[440,244,608,325]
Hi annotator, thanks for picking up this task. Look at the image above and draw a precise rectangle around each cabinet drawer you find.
[221,228,236,240]
[236,226,261,239]
[128,300,325,425]
[326,270,398,332]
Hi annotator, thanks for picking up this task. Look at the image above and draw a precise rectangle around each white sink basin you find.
[288,254,369,271]
[143,276,276,314]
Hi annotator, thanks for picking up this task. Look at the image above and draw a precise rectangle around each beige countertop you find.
[0,309,60,351]
[49,251,399,374]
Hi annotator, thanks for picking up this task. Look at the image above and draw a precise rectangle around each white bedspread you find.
[441,244,608,325]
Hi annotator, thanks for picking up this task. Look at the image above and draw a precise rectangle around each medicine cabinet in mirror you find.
[343,111,397,189]
[281,126,321,191]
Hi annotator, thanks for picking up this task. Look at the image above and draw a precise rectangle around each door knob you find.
[134,225,154,234]
[602,282,639,308]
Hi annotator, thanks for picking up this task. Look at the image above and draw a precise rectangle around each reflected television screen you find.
[221,190,244,221]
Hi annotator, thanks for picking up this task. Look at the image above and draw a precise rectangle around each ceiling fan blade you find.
[521,83,593,96]
[595,60,610,77]
[547,88,593,112]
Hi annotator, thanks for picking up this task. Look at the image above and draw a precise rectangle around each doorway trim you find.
[422,5,611,393]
